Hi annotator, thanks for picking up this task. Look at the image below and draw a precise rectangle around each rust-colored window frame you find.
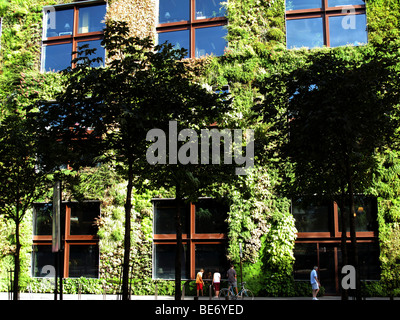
[41,0,106,71]
[153,198,227,280]
[32,201,100,278]
[156,0,228,58]
[285,0,367,47]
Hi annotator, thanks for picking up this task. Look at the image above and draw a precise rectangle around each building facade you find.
[0,0,399,297]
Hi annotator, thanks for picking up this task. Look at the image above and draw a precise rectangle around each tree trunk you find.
[338,190,348,300]
[122,160,133,300]
[175,183,183,300]
[13,211,21,300]
[346,161,361,300]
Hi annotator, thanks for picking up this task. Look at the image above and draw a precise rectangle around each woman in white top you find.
[212,270,221,298]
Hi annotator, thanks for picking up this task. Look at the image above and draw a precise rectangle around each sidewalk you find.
[0,292,394,300]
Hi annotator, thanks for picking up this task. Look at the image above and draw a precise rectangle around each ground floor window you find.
[32,201,100,278]
[152,198,229,280]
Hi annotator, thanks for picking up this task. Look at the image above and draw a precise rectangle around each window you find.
[285,0,367,49]
[32,201,100,278]
[152,198,229,280]
[157,0,228,58]
[42,1,106,72]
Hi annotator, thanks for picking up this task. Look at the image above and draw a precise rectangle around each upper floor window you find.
[285,0,368,49]
[41,1,106,72]
[157,0,228,58]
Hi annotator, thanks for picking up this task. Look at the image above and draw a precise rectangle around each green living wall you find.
[0,0,400,297]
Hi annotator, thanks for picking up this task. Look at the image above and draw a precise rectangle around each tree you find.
[38,20,232,300]
[257,41,400,300]
[0,112,50,300]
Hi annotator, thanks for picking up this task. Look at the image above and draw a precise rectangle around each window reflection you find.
[195,244,228,278]
[158,0,189,24]
[195,199,228,234]
[195,0,226,19]
[195,25,227,57]
[153,200,190,234]
[158,30,190,58]
[42,43,73,72]
[286,18,324,49]
[44,8,73,38]
[338,196,377,232]
[68,245,99,278]
[77,39,105,67]
[329,14,367,47]
[32,245,55,277]
[328,0,365,6]
[285,0,322,11]
[69,202,100,235]
[78,4,106,34]
[292,200,330,232]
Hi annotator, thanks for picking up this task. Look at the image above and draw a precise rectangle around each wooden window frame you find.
[32,201,100,278]
[156,0,228,58]
[285,0,367,47]
[153,198,227,280]
[41,0,106,71]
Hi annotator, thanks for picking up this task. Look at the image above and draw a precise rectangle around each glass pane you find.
[68,245,99,278]
[293,243,317,280]
[42,43,73,72]
[286,17,324,49]
[195,25,227,57]
[329,14,368,47]
[195,0,226,19]
[328,0,365,7]
[285,0,322,11]
[78,4,106,34]
[195,244,228,279]
[195,199,228,234]
[33,203,66,236]
[32,245,55,277]
[292,199,330,232]
[358,243,380,280]
[338,196,377,232]
[158,0,189,24]
[44,8,73,38]
[153,200,189,234]
[69,202,100,235]
[77,39,105,67]
[158,30,190,58]
[153,244,189,279]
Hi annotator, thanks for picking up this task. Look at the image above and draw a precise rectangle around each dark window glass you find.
[153,200,189,234]
[195,0,226,19]
[292,199,330,232]
[293,243,317,280]
[33,203,66,236]
[327,0,365,6]
[154,244,189,279]
[77,39,105,67]
[32,245,55,277]
[69,202,100,235]
[285,0,322,11]
[158,30,190,57]
[195,244,228,278]
[78,4,106,34]
[68,245,99,278]
[195,199,228,234]
[329,14,368,47]
[286,17,324,49]
[158,0,190,24]
[338,196,377,232]
[44,8,74,38]
[195,25,227,57]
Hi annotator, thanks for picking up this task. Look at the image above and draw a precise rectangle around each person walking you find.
[310,266,320,300]
[196,268,204,297]
[227,265,238,297]
[212,269,221,298]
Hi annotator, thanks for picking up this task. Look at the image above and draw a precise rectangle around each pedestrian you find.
[310,266,320,300]
[196,268,204,297]
[212,269,221,298]
[227,265,238,297]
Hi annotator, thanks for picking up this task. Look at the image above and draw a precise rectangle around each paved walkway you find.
[0,292,395,300]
